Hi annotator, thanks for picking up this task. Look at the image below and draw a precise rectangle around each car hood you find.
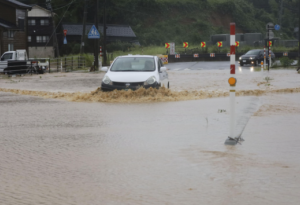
[105,71,156,82]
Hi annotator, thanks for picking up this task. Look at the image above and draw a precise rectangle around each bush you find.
[280,57,293,68]
[106,41,133,52]
[82,53,94,67]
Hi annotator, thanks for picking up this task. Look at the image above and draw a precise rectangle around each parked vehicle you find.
[100,55,169,91]
[239,49,275,66]
[0,50,39,74]
[29,58,49,71]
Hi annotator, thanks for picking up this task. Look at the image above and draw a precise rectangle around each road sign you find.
[63,29,67,36]
[183,42,188,48]
[274,24,280,31]
[193,53,199,58]
[268,41,272,47]
[63,37,67,44]
[283,52,288,56]
[201,42,206,48]
[217,41,223,47]
[266,30,275,39]
[88,25,100,39]
[227,53,230,57]
[235,41,239,47]
[170,43,175,55]
[175,54,180,58]
[165,43,170,49]
[266,22,274,30]
[210,53,215,57]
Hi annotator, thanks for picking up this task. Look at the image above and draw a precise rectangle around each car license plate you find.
[243,60,246,62]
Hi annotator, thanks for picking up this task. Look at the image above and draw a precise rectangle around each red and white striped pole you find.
[264,46,266,70]
[100,46,103,57]
[225,22,237,145]
[269,46,271,67]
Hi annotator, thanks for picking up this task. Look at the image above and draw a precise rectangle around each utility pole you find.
[268,24,270,71]
[298,0,300,71]
[103,0,107,66]
[95,0,99,71]
[80,0,87,55]
[46,0,59,57]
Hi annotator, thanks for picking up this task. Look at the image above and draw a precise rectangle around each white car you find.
[101,55,169,91]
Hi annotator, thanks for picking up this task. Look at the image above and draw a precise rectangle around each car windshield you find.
[245,50,260,55]
[110,57,155,72]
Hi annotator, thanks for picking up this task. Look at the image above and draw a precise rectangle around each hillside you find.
[21,0,298,47]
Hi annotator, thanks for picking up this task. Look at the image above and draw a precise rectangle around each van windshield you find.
[110,57,155,72]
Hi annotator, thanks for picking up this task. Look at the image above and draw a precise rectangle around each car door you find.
[157,58,168,87]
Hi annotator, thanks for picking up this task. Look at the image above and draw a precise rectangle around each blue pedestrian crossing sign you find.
[88,25,100,39]
[63,37,67,44]
[274,24,280,31]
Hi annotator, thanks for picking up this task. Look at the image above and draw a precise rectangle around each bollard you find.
[264,46,266,70]
[269,47,272,67]
[225,22,238,145]
[261,61,263,72]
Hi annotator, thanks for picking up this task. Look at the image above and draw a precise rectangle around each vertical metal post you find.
[264,46,266,70]
[49,58,50,73]
[225,22,237,145]
[261,61,263,72]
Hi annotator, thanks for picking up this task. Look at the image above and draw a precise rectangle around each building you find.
[27,5,55,58]
[0,0,31,56]
[61,23,139,45]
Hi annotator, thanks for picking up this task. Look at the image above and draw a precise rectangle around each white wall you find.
[29,46,54,58]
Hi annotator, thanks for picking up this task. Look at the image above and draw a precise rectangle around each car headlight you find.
[239,57,241,60]
[102,76,112,85]
[249,57,252,60]
[144,76,156,85]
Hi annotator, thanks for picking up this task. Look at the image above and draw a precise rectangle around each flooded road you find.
[1,62,300,204]
[1,91,300,204]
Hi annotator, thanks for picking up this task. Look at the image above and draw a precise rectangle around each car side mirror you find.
[160,67,167,72]
[101,66,108,72]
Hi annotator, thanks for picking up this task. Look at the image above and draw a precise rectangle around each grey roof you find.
[2,0,32,9]
[62,23,136,38]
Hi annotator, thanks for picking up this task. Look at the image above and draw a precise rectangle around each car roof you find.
[118,55,155,58]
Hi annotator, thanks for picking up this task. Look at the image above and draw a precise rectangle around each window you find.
[111,57,155,72]
[1,53,13,61]
[28,19,36,26]
[36,36,49,43]
[8,44,14,51]
[40,19,49,26]
[28,36,31,42]
[8,30,14,38]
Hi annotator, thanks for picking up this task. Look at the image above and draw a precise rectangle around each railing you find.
[48,56,86,73]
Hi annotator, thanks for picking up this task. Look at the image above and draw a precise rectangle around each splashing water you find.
[0,87,300,103]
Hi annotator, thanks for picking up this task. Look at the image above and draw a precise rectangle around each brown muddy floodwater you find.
[0,90,300,205]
